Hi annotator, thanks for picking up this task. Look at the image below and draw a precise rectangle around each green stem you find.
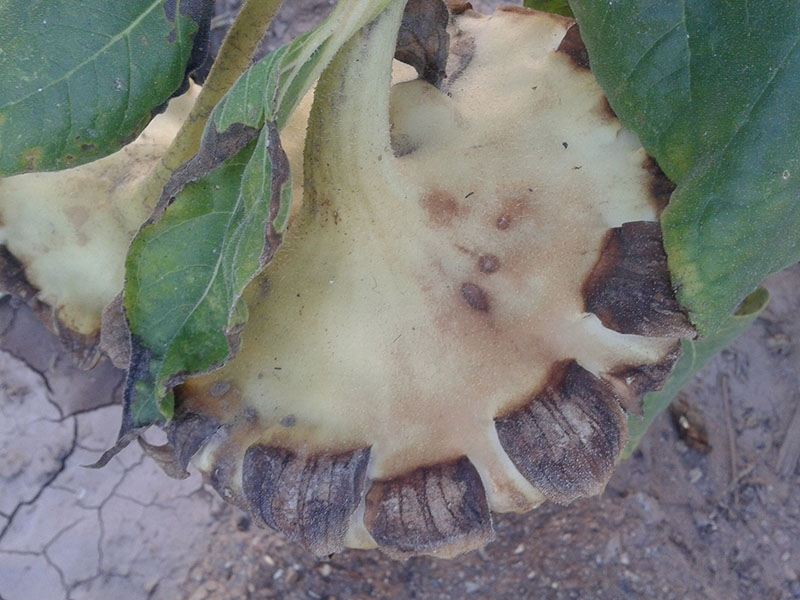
[139,0,284,203]
[303,0,407,214]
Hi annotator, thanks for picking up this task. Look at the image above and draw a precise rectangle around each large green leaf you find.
[623,287,768,457]
[121,0,393,430]
[0,0,211,175]
[570,1,800,335]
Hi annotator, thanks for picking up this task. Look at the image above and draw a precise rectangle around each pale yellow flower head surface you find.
[173,5,694,559]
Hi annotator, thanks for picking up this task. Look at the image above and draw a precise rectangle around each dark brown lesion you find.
[495,360,626,505]
[557,24,590,71]
[461,282,490,312]
[395,0,451,87]
[643,156,677,215]
[422,191,461,227]
[605,342,682,415]
[446,1,473,15]
[495,196,530,231]
[364,456,494,558]
[477,254,500,274]
[241,445,371,556]
[583,221,695,338]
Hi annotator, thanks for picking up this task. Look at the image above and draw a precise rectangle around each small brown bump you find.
[422,191,460,227]
[495,196,529,231]
[557,24,590,71]
[461,282,490,311]
[242,446,370,556]
[478,254,500,274]
[63,205,90,228]
[583,221,695,338]
[496,214,512,230]
[364,457,494,558]
[495,361,626,505]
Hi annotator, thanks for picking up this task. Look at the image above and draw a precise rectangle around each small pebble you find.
[285,568,300,585]
[465,581,481,593]
[689,467,703,483]
[790,580,800,598]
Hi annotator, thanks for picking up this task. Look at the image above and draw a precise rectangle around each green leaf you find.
[0,0,211,175]
[523,0,573,18]
[125,125,289,424]
[623,287,769,457]
[570,2,800,335]
[122,0,393,429]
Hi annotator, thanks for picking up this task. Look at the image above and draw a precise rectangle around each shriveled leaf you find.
[124,131,290,424]
[523,0,573,18]
[395,0,450,86]
[624,288,769,457]
[570,2,800,335]
[122,0,394,429]
[0,0,211,175]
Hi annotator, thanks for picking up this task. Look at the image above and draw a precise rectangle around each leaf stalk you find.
[139,0,284,203]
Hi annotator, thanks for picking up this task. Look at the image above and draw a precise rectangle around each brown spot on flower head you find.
[422,190,461,227]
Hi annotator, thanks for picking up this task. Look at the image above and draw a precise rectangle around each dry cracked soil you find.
[2,2,800,599]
